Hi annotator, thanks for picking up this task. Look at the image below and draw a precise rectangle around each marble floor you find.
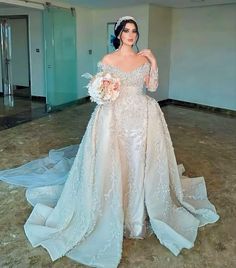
[0,96,47,131]
[0,102,235,268]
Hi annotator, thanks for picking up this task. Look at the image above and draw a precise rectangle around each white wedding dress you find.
[0,61,219,268]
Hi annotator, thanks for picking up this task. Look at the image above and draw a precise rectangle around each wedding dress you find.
[0,60,219,268]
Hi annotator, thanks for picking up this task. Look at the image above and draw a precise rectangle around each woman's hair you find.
[113,19,140,51]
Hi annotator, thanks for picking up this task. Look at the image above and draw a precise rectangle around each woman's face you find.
[119,22,138,47]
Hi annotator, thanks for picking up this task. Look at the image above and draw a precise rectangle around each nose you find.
[129,32,135,38]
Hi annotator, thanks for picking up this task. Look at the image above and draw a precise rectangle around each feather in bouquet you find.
[81,72,121,105]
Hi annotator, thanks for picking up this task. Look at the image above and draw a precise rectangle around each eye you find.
[123,28,129,33]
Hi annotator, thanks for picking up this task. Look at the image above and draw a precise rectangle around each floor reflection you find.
[0,96,47,130]
[3,95,14,107]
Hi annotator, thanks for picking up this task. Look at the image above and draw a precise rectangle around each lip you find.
[128,39,133,42]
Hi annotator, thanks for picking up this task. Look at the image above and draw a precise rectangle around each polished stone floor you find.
[0,102,235,268]
[0,96,47,131]
[0,96,45,116]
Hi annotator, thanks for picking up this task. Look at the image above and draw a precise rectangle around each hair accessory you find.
[115,16,136,30]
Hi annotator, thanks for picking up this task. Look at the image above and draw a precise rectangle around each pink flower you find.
[82,71,121,105]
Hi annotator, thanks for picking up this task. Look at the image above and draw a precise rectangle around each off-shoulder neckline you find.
[97,61,150,74]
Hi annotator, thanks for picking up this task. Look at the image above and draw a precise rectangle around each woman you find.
[0,16,219,268]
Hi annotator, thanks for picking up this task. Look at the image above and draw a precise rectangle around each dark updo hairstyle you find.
[113,18,140,52]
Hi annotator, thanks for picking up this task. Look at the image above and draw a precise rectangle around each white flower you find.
[82,71,121,105]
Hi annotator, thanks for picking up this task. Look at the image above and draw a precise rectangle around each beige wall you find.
[169,4,236,110]
[148,5,172,101]
[75,7,94,98]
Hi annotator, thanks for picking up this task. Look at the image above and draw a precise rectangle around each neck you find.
[116,44,136,56]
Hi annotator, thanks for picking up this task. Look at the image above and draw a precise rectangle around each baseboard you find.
[1,92,235,116]
[159,98,236,117]
[46,96,90,112]
[31,95,46,102]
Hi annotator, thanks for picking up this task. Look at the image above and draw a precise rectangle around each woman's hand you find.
[137,49,157,66]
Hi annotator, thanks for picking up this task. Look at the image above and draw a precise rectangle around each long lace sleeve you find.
[145,64,159,92]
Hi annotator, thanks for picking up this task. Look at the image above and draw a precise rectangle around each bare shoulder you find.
[101,51,118,65]
[137,54,149,64]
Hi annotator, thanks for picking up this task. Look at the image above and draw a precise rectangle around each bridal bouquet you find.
[82,71,121,105]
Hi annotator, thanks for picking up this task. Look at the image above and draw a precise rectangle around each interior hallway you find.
[0,102,235,267]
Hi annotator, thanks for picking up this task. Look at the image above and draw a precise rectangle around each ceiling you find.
[0,3,18,8]
[0,0,235,9]
[58,0,236,9]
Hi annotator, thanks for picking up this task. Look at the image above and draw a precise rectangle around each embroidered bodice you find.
[97,61,159,95]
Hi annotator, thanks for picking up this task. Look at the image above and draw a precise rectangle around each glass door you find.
[43,6,77,111]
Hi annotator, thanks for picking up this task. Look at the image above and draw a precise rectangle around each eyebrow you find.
[124,27,136,30]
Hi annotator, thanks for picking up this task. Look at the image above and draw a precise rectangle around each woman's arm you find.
[145,62,159,92]
[138,49,159,92]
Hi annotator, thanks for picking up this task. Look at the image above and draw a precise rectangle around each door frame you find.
[0,15,31,97]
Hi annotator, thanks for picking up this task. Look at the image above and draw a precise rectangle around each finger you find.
[138,51,146,55]
[139,49,148,52]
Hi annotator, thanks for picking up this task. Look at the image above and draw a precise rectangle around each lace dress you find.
[0,61,219,268]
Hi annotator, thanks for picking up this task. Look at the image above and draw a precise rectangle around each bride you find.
[0,16,219,268]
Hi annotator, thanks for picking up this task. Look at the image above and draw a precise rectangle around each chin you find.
[126,42,134,47]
